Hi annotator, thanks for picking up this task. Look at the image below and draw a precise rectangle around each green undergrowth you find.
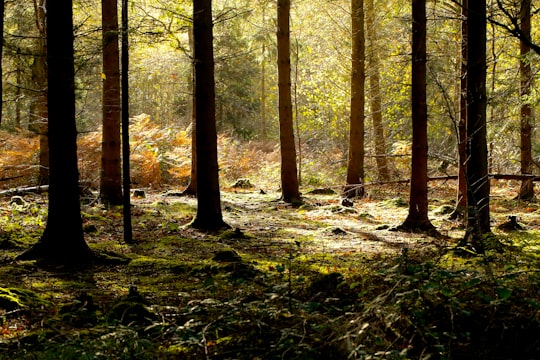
[1,188,540,359]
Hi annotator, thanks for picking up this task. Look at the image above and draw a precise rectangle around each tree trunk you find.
[365,0,390,182]
[261,4,268,141]
[100,0,123,205]
[277,0,301,204]
[453,0,468,218]
[345,0,366,199]
[18,0,93,265]
[121,0,133,244]
[31,0,49,185]
[518,0,534,200]
[0,0,4,126]
[183,26,197,196]
[464,0,491,249]
[398,0,434,232]
[190,0,228,230]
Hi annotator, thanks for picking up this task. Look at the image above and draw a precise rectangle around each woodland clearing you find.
[1,182,540,359]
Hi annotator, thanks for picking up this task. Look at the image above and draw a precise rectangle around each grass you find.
[1,183,540,359]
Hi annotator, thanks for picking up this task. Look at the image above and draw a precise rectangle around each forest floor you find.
[1,181,540,359]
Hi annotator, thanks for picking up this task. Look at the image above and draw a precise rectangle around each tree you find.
[31,0,48,185]
[397,0,434,232]
[345,0,366,199]
[18,0,93,264]
[366,0,390,182]
[0,0,4,126]
[182,26,197,196]
[277,0,301,204]
[517,0,534,200]
[189,0,228,231]
[463,0,490,249]
[121,0,133,244]
[100,0,123,205]
[453,0,468,218]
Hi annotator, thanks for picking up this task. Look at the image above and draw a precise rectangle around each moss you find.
[212,249,242,262]
[0,287,46,310]
[219,228,255,240]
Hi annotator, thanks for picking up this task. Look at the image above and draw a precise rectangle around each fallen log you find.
[0,185,49,197]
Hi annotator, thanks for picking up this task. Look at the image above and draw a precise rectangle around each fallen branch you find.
[0,185,49,197]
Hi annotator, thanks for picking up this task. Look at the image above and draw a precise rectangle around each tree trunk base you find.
[391,219,440,237]
[16,240,94,268]
[189,217,230,232]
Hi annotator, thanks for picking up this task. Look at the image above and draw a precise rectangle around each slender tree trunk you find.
[277,0,301,204]
[183,26,197,196]
[100,0,123,205]
[518,0,534,200]
[464,0,491,249]
[18,0,92,264]
[345,0,366,199]
[398,0,434,232]
[365,0,390,182]
[261,4,268,141]
[121,0,133,244]
[293,38,302,186]
[0,0,4,126]
[190,0,228,230]
[453,0,468,218]
[31,0,48,185]
[261,43,267,141]
[15,61,21,128]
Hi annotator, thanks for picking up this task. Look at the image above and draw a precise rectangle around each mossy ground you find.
[1,182,540,359]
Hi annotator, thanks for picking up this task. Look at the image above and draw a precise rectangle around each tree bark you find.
[121,0,133,244]
[518,0,534,200]
[0,0,4,126]
[454,0,468,217]
[18,0,93,265]
[464,0,491,249]
[100,0,123,205]
[277,0,301,204]
[30,0,49,185]
[345,0,366,199]
[365,0,390,182]
[190,0,228,230]
[183,26,197,196]
[398,0,434,232]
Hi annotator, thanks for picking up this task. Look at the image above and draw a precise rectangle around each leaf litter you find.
[1,183,540,359]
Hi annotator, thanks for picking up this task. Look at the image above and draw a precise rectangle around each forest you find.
[1,0,540,358]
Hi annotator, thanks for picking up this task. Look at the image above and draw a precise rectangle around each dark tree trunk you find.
[345,0,366,199]
[190,0,228,231]
[18,0,92,265]
[464,0,491,249]
[277,0,301,204]
[121,0,133,244]
[0,0,4,126]
[398,0,434,232]
[100,0,123,205]
[518,0,534,200]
